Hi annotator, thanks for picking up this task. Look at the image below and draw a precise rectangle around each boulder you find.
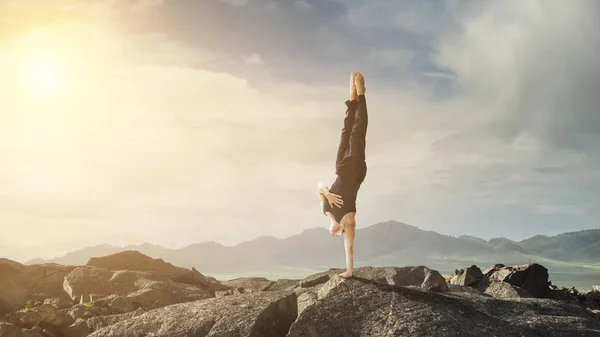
[0,321,44,337]
[480,281,532,299]
[63,319,91,337]
[482,264,505,277]
[5,303,74,333]
[299,271,336,288]
[86,251,224,291]
[387,266,432,286]
[43,298,74,310]
[287,276,600,337]
[298,266,448,291]
[0,264,33,315]
[87,307,145,331]
[0,321,21,337]
[66,304,112,321]
[506,264,549,297]
[316,275,347,300]
[215,288,244,298]
[489,268,512,282]
[450,265,483,287]
[297,291,318,315]
[88,291,298,337]
[448,284,483,295]
[62,307,147,337]
[267,279,299,292]
[200,274,232,292]
[62,267,212,311]
[125,278,211,309]
[293,283,324,316]
[421,269,449,293]
[223,277,273,292]
[492,264,550,298]
[106,296,135,314]
[63,267,123,303]
[27,264,76,301]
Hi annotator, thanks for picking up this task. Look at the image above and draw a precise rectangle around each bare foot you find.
[338,271,353,278]
[349,71,357,101]
[355,71,365,95]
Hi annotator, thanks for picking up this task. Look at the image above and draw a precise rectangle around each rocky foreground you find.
[1,251,599,337]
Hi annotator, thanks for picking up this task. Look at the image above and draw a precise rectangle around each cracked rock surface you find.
[88,291,297,337]
[287,275,600,337]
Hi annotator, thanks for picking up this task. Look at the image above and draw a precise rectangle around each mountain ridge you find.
[23,221,600,274]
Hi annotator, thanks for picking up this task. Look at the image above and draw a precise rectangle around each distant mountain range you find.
[25,221,600,277]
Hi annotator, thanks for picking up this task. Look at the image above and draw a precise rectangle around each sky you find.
[1,0,599,262]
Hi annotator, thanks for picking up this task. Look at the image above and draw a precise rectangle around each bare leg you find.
[338,212,356,278]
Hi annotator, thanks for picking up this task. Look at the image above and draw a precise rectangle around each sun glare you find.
[18,55,71,98]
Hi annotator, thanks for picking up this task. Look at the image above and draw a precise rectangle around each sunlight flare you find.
[17,53,72,98]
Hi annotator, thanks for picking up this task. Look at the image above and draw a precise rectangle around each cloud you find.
[294,0,314,11]
[244,53,264,65]
[219,0,249,6]
[368,47,415,70]
[1,0,600,262]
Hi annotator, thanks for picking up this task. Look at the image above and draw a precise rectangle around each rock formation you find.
[287,275,600,337]
[1,252,599,337]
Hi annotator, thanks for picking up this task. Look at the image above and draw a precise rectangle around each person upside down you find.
[317,71,368,279]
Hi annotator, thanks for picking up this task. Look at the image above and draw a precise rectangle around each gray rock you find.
[63,267,123,303]
[448,284,483,295]
[299,266,446,291]
[5,303,74,334]
[0,321,21,337]
[88,291,297,337]
[317,275,346,300]
[503,264,550,298]
[450,265,483,286]
[63,267,211,311]
[482,264,505,277]
[63,319,90,337]
[28,264,75,301]
[86,308,146,332]
[267,279,299,291]
[421,269,449,293]
[87,251,214,290]
[126,278,211,309]
[63,308,147,337]
[0,264,33,315]
[287,276,600,337]
[388,266,431,286]
[215,288,244,298]
[43,298,74,310]
[66,304,111,321]
[223,277,273,292]
[0,321,44,337]
[297,292,318,315]
[480,281,532,299]
[215,290,232,298]
[107,297,134,314]
[299,271,338,288]
[489,268,512,282]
